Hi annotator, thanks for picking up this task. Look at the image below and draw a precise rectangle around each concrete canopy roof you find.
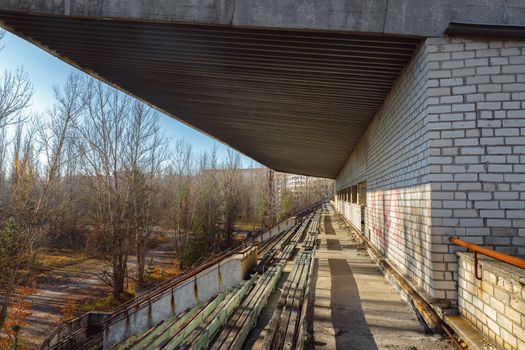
[0,12,420,178]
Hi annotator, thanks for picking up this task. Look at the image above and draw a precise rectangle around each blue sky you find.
[0,30,259,167]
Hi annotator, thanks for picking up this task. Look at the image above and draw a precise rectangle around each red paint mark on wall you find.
[370,189,401,253]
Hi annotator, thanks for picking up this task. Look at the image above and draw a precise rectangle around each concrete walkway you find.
[306,208,453,350]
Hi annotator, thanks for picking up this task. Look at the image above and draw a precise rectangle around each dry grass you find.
[145,262,181,284]
[77,294,124,313]
[35,249,88,270]
[235,222,262,230]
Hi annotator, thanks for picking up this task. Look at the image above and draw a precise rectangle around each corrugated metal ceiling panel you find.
[0,12,421,178]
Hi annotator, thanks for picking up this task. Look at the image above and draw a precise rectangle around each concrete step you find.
[444,314,496,350]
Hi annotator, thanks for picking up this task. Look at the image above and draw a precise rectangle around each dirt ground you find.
[17,242,176,348]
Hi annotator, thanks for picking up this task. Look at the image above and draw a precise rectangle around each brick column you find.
[426,37,525,302]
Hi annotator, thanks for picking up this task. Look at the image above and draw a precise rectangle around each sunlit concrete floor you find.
[305,208,453,350]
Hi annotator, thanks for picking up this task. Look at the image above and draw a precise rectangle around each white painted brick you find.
[478,84,502,92]
[480,137,504,146]
[453,85,476,94]
[428,105,452,114]
[439,113,464,121]
[477,102,502,110]
[428,87,451,96]
[455,155,479,163]
[501,48,521,56]
[501,201,525,209]
[490,57,509,65]
[440,95,463,104]
[454,138,478,147]
[486,93,511,101]
[429,70,451,79]
[442,60,464,69]
[476,49,500,58]
[488,219,514,227]
[502,83,525,91]
[465,42,488,50]
[502,65,525,74]
[440,78,463,87]
[428,121,451,130]
[442,130,464,138]
[441,43,465,52]
[462,147,484,155]
[488,164,512,172]
[428,52,451,61]
[480,173,504,182]
[452,104,475,112]
[452,121,476,129]
[466,93,485,102]
[480,210,505,218]
[466,75,490,84]
[508,110,525,118]
[512,92,525,100]
[452,51,475,59]
[509,56,525,64]
[505,136,525,144]
[502,101,521,109]
[465,58,489,67]
[477,66,501,75]
[452,68,475,77]
[491,75,515,83]
[475,201,499,209]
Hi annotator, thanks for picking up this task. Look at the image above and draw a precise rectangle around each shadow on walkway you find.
[324,214,336,235]
[326,239,342,251]
[329,258,378,350]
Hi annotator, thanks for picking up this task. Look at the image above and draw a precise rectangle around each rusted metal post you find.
[474,252,481,280]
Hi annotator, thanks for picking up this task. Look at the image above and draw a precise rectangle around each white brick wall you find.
[335,36,525,303]
[336,42,435,297]
[427,37,525,300]
[337,201,361,232]
[457,252,525,350]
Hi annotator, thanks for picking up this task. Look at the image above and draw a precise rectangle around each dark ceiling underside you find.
[0,12,420,178]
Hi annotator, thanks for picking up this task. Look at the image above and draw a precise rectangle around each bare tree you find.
[168,139,194,258]
[38,73,85,246]
[74,78,133,299]
[219,149,241,244]
[0,68,32,130]
[0,31,33,202]
[125,101,166,285]
[0,80,76,329]
[0,30,4,52]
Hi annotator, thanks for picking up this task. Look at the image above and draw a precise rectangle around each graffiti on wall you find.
[369,189,401,253]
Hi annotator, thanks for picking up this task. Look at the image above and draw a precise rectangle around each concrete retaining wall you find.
[103,246,257,348]
[42,311,111,350]
[252,217,297,244]
[457,252,525,349]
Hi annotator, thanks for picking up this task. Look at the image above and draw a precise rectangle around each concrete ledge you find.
[457,252,525,284]
[445,314,495,350]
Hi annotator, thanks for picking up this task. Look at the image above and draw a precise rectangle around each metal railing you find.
[449,237,525,280]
